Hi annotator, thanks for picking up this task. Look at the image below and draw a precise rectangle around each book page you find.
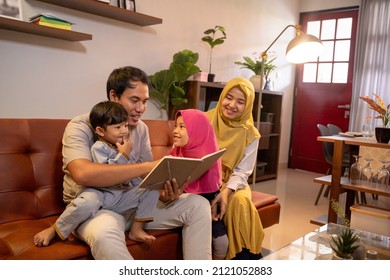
[139,149,226,189]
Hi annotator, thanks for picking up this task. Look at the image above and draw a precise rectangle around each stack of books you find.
[29,14,74,31]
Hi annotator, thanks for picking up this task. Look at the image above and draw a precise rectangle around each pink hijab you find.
[170,109,222,194]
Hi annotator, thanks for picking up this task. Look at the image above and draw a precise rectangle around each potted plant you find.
[149,49,200,120]
[330,227,360,259]
[359,93,390,143]
[201,25,226,82]
[329,200,360,260]
[234,52,277,89]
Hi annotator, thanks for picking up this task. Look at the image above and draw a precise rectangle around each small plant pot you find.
[332,253,353,260]
[207,73,215,82]
[193,71,208,82]
[375,127,390,143]
[249,75,266,90]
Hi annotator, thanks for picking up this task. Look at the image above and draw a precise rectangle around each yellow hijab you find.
[206,77,260,184]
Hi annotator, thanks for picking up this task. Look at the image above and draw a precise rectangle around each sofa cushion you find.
[0,216,91,260]
[0,119,68,225]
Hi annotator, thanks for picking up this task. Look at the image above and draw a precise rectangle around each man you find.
[61,66,212,259]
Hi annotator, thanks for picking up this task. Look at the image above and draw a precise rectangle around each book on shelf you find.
[110,0,136,11]
[33,21,71,30]
[139,148,226,189]
[29,13,74,31]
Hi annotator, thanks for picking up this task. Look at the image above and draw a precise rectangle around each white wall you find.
[0,0,358,167]
[300,0,360,12]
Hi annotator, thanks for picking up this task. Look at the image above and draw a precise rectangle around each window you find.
[302,17,353,84]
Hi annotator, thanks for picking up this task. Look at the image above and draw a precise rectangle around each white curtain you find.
[350,0,390,131]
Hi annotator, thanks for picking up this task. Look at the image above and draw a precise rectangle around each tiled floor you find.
[253,167,390,255]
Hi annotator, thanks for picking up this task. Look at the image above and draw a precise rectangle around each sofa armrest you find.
[251,191,280,229]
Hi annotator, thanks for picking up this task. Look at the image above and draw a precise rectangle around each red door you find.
[289,8,359,173]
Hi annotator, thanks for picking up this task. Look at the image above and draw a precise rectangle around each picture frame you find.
[0,0,23,21]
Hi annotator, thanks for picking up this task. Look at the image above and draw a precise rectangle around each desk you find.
[315,136,390,223]
[262,223,390,260]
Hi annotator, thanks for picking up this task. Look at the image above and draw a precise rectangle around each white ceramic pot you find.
[331,253,353,260]
[249,75,266,90]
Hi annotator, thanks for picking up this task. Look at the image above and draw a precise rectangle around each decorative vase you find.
[249,75,266,90]
[264,78,274,90]
[375,127,390,143]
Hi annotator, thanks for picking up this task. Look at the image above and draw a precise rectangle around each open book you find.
[139,148,226,189]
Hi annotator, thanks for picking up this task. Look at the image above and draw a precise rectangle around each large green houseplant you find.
[149,50,200,119]
[201,25,226,81]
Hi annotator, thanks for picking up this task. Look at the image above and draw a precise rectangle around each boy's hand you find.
[116,137,133,157]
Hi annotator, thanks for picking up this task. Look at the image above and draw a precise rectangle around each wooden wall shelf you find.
[36,0,163,26]
[0,17,92,41]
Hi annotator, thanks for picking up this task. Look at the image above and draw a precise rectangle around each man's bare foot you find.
[128,222,156,243]
[33,226,56,247]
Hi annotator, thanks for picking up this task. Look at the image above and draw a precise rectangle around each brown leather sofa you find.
[0,118,280,260]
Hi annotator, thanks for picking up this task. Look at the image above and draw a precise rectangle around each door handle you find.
[338,104,350,109]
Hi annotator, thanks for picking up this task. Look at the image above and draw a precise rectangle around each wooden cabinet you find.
[0,0,162,41]
[184,81,283,182]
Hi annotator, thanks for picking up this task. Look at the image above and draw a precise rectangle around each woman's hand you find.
[210,187,231,221]
[159,178,183,203]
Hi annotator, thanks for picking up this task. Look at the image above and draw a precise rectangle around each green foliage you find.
[329,199,359,259]
[330,228,359,259]
[201,25,226,73]
[149,50,200,119]
[330,199,350,227]
[201,25,227,49]
[234,55,277,78]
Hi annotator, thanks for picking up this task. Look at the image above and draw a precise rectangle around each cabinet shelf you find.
[0,16,92,41]
[314,175,390,197]
[36,0,163,26]
[184,81,283,182]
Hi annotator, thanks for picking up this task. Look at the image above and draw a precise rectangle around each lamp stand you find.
[250,24,323,187]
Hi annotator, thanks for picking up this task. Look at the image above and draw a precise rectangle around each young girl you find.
[33,101,159,247]
[170,109,228,260]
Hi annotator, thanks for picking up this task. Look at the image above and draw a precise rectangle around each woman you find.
[206,77,264,260]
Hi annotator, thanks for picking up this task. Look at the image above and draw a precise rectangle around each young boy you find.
[33,101,159,246]
[170,109,228,259]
